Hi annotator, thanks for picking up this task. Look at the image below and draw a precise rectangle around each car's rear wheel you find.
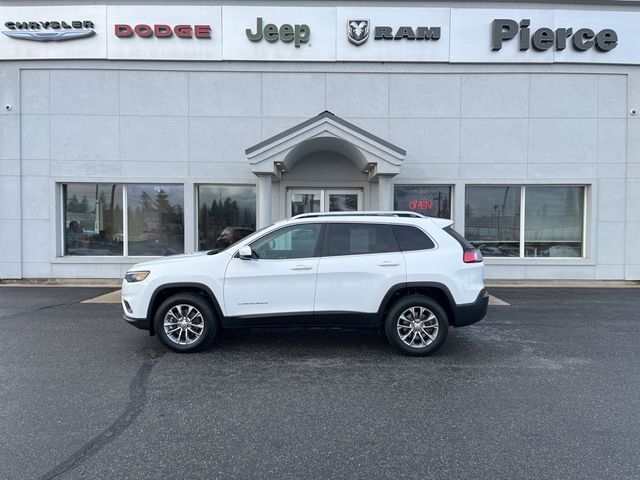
[154,293,218,353]
[385,295,449,356]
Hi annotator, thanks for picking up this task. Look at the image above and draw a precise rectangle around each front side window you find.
[465,185,585,258]
[324,223,399,257]
[63,184,123,256]
[127,185,184,256]
[251,224,321,260]
[394,185,452,218]
[198,185,256,250]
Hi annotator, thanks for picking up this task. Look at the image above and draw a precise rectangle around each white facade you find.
[1,1,639,280]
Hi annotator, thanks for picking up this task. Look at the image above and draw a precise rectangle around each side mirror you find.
[238,245,253,260]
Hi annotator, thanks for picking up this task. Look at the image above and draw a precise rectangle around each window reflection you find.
[525,186,584,257]
[127,185,184,256]
[198,185,256,250]
[63,184,123,256]
[465,186,521,257]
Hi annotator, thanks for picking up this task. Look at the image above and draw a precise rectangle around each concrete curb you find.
[485,280,640,288]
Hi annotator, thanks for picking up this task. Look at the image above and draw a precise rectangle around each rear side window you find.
[324,223,399,256]
[392,225,435,251]
[444,226,474,250]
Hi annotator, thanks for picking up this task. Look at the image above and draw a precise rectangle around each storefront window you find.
[127,185,184,256]
[63,184,123,256]
[393,185,451,218]
[465,186,521,257]
[465,185,585,258]
[198,185,256,250]
[525,186,584,257]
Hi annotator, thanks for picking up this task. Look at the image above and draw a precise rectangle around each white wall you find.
[0,59,638,279]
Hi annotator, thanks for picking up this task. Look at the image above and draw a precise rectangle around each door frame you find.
[286,188,364,217]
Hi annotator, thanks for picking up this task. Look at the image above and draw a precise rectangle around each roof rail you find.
[292,211,426,219]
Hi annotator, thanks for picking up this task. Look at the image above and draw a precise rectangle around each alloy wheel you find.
[396,306,439,348]
[163,304,205,345]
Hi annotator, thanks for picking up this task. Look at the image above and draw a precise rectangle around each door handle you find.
[377,261,399,267]
[291,265,313,270]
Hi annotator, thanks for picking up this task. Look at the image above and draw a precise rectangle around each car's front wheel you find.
[385,295,449,356]
[154,293,218,353]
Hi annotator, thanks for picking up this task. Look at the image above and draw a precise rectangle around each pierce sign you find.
[491,18,617,52]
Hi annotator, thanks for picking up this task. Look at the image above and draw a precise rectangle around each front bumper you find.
[452,289,489,327]
[123,314,150,331]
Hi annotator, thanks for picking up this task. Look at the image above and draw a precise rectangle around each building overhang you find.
[245,111,405,180]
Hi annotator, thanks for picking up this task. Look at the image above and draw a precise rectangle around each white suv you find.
[122,212,488,356]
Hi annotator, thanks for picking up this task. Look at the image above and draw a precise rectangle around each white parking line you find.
[489,295,510,306]
[82,290,122,304]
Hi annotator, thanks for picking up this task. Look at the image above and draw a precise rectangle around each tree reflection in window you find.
[63,184,123,256]
[127,185,184,256]
[198,185,257,250]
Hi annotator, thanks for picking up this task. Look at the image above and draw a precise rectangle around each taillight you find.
[463,249,483,263]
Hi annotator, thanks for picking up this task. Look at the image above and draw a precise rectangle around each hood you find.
[128,251,211,270]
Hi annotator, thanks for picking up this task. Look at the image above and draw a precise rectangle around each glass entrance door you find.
[287,189,363,217]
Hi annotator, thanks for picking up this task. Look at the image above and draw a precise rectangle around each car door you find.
[224,223,323,322]
[314,222,406,323]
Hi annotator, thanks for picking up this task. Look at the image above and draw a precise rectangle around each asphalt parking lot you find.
[1,286,639,480]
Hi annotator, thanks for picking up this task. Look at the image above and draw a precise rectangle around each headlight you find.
[124,271,150,283]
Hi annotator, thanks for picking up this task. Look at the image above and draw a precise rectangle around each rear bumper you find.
[123,314,150,331]
[452,289,489,327]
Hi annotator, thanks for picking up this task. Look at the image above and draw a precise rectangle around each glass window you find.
[325,223,399,257]
[465,185,586,258]
[394,185,451,218]
[63,184,123,256]
[465,186,521,257]
[198,185,256,250]
[291,193,321,216]
[127,184,184,256]
[251,224,321,260]
[329,193,358,212]
[392,225,435,251]
[525,186,584,257]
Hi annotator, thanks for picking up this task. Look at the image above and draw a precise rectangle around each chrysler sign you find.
[2,19,95,41]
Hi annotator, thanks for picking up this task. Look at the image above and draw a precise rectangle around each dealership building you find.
[0,0,639,280]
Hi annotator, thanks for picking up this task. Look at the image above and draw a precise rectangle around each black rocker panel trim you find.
[222,311,378,329]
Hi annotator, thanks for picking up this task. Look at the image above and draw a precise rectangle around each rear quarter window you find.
[392,225,436,251]
[443,225,474,250]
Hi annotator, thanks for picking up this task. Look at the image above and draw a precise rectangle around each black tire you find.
[385,295,449,356]
[154,293,218,353]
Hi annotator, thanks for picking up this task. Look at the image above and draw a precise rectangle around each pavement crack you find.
[0,301,81,320]
[38,352,165,480]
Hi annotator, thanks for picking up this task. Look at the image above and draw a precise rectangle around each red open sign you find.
[409,200,433,211]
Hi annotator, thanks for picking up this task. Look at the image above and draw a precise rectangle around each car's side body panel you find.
[223,256,321,317]
[121,213,487,345]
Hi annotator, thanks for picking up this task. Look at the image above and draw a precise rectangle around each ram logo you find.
[347,20,369,46]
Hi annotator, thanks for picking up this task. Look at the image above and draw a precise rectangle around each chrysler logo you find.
[347,20,369,46]
[2,20,95,42]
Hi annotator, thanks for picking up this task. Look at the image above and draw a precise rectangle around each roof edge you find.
[245,111,405,156]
